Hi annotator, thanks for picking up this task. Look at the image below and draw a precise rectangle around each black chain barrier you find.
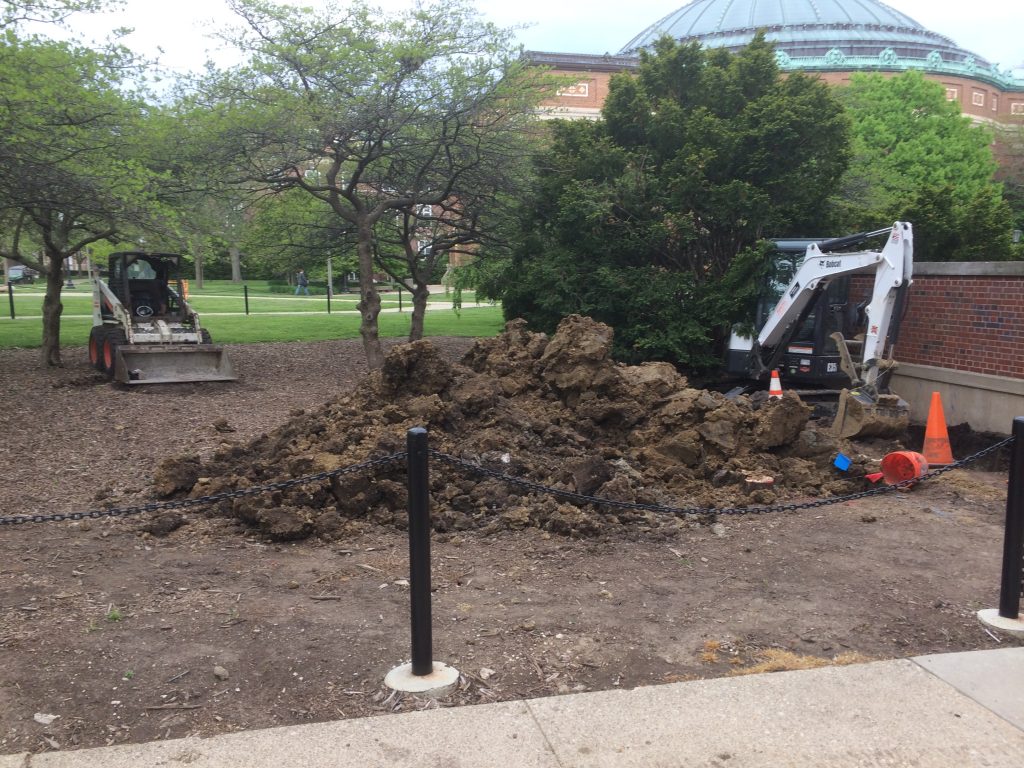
[430,436,1016,518]
[0,437,1015,528]
[0,453,407,527]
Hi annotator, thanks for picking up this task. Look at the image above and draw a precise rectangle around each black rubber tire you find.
[88,327,106,371]
[200,329,212,344]
[101,328,127,379]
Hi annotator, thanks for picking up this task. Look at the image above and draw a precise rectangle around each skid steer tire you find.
[102,329,127,379]
[88,327,106,371]
[200,329,212,344]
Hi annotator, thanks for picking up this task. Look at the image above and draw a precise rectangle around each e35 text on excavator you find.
[725,221,914,439]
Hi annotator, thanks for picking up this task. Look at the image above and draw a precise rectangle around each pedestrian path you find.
[4,648,1023,767]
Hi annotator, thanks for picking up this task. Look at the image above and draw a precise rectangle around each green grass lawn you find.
[0,304,505,348]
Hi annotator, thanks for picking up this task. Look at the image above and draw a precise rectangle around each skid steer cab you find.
[88,252,236,384]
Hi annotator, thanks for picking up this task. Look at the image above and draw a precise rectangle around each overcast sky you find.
[45,0,1024,77]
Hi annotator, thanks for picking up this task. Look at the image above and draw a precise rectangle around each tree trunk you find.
[229,244,242,283]
[40,253,65,367]
[355,224,384,370]
[193,237,205,289]
[408,283,430,341]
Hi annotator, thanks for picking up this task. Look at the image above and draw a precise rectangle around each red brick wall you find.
[851,266,1024,379]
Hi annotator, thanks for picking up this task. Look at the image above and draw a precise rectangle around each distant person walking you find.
[295,269,310,296]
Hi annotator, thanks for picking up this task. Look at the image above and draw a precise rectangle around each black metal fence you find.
[998,417,1024,619]
[406,428,434,675]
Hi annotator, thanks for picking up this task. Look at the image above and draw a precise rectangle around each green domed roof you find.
[621,0,976,63]
[617,0,1023,89]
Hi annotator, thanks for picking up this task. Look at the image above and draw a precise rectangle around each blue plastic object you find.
[833,453,852,471]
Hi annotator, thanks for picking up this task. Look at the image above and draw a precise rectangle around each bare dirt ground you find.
[0,330,1020,756]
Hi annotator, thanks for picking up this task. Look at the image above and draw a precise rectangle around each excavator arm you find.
[757,222,912,376]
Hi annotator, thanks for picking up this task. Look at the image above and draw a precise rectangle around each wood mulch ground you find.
[0,339,1019,756]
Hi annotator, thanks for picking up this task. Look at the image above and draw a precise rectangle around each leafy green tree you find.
[240,186,358,283]
[193,0,549,369]
[372,194,528,339]
[489,34,850,370]
[121,104,250,285]
[0,33,164,365]
[835,70,1014,260]
[994,119,1024,258]
[2,0,116,29]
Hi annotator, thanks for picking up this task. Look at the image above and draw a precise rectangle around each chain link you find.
[0,453,407,527]
[1,434,1015,527]
[430,435,1016,518]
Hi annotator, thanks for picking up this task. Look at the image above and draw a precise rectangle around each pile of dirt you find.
[154,316,874,540]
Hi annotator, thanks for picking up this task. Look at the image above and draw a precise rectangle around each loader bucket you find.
[833,388,909,440]
[113,344,237,385]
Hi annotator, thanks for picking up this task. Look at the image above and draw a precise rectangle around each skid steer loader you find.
[88,252,236,385]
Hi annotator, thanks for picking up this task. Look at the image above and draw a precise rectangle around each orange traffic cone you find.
[768,370,784,399]
[922,391,954,466]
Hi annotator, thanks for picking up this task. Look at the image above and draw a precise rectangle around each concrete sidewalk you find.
[4,648,1023,767]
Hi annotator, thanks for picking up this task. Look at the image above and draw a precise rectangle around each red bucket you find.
[880,451,929,485]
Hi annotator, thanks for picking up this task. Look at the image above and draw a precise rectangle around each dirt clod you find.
[153,455,202,498]
[139,513,186,537]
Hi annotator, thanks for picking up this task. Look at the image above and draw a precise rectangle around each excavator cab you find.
[750,255,857,388]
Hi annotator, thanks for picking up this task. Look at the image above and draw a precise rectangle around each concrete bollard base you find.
[977,608,1024,639]
[384,661,460,697]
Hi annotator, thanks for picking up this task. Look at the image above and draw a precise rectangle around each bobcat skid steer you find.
[88,252,236,385]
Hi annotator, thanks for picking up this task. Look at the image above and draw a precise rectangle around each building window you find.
[945,88,958,101]
[972,91,985,106]
[992,95,998,111]
[1012,102,1024,115]
[557,82,590,98]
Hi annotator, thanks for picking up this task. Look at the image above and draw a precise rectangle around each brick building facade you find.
[849,263,1024,433]
[528,0,1024,141]
[530,53,1024,126]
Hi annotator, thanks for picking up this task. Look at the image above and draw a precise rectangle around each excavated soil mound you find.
[154,316,871,540]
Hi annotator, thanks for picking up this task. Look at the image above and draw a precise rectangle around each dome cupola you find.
[618,0,1020,88]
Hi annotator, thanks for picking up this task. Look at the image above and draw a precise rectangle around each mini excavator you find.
[725,221,914,439]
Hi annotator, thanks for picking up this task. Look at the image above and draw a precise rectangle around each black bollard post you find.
[398,288,403,313]
[998,417,1024,619]
[7,283,13,320]
[244,285,249,316]
[406,427,433,676]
